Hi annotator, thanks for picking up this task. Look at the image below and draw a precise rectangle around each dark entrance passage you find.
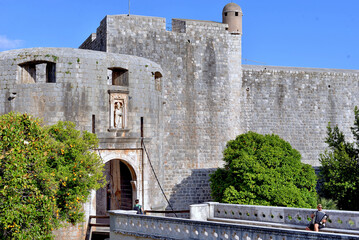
[108,160,133,210]
[96,160,135,216]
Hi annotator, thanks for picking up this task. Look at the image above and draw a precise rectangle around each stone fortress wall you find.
[0,48,165,239]
[241,65,359,166]
[79,7,359,210]
[1,4,359,236]
[80,14,243,211]
[0,48,163,135]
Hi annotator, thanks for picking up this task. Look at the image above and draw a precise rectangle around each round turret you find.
[222,2,242,34]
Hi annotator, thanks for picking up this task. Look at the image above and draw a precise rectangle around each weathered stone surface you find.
[0,47,164,238]
[241,65,359,166]
[80,15,243,211]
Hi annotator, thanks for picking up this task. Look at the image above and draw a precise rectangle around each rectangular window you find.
[92,114,96,133]
[21,63,36,83]
[154,71,162,92]
[20,61,56,83]
[46,62,56,83]
[111,68,129,86]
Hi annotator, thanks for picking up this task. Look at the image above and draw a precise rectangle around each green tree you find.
[210,132,317,208]
[319,107,359,210]
[0,112,104,239]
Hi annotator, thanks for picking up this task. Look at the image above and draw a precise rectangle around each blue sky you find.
[0,0,358,70]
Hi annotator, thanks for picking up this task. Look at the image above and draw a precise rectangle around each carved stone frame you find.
[109,90,129,130]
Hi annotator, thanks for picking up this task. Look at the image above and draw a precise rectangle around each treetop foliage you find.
[319,106,359,210]
[0,112,105,239]
[210,132,317,208]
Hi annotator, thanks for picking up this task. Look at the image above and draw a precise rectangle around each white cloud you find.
[0,35,23,50]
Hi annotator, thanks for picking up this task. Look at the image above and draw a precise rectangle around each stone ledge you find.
[98,137,151,143]
[209,217,359,236]
[107,88,129,94]
[107,128,130,132]
[209,203,359,230]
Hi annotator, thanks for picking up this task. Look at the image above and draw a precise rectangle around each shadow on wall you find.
[165,168,216,218]
[314,166,324,195]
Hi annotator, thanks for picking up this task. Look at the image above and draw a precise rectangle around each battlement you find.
[107,14,167,31]
[79,14,232,51]
[172,18,227,33]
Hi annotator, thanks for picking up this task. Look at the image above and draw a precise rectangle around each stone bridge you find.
[108,202,359,239]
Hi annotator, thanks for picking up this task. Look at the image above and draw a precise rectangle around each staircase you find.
[85,216,110,240]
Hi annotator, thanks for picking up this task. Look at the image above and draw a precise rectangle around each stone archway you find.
[97,159,137,215]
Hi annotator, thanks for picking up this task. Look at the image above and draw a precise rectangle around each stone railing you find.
[109,209,359,240]
[190,202,359,230]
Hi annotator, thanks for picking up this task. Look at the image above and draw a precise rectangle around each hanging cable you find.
[141,138,178,218]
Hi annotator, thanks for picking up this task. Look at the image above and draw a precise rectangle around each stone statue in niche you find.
[109,92,128,130]
[114,101,124,128]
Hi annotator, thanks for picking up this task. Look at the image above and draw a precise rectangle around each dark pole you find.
[141,117,144,209]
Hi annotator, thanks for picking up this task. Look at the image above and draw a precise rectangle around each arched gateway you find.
[96,159,137,215]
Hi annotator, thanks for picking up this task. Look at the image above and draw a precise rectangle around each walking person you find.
[133,199,143,214]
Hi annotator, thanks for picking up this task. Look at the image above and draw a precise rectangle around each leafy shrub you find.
[319,107,359,210]
[0,112,104,239]
[210,132,317,208]
[318,197,338,210]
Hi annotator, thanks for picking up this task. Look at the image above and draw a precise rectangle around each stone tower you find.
[223,2,243,138]
[222,2,243,34]
[80,3,245,211]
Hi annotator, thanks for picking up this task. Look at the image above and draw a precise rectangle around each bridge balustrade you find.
[191,202,359,230]
[109,205,359,240]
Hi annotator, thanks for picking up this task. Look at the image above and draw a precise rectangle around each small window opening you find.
[154,71,162,92]
[110,68,129,86]
[224,12,228,16]
[141,117,144,138]
[21,63,36,83]
[20,61,56,83]
[46,62,56,83]
[154,71,162,79]
[235,12,239,16]
[92,114,96,133]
